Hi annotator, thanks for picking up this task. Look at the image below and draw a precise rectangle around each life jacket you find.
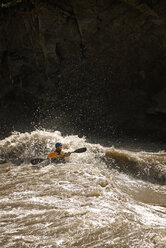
[47,149,65,161]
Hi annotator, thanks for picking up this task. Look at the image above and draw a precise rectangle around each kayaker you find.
[47,142,71,162]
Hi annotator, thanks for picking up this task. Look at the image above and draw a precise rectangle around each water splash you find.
[106,147,166,184]
[0,130,166,247]
[0,130,166,184]
[0,130,104,165]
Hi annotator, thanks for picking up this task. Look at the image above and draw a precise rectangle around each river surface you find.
[0,130,166,248]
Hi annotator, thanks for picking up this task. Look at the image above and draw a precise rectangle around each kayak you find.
[31,147,87,165]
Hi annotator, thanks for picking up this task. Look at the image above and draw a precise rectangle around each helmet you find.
[55,142,62,148]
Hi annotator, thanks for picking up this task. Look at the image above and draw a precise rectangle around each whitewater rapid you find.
[0,130,166,248]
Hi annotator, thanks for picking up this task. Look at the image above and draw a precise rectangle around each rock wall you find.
[0,0,166,140]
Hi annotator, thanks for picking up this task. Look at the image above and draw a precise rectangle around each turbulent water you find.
[0,130,166,248]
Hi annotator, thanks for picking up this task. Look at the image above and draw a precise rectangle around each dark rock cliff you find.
[0,0,166,141]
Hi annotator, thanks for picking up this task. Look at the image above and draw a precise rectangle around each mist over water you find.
[0,130,166,248]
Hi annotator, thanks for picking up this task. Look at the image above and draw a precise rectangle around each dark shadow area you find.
[0,0,166,151]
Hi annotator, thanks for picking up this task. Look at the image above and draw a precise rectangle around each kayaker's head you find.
[55,142,62,151]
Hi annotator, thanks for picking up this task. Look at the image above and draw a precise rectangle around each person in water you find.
[47,142,71,163]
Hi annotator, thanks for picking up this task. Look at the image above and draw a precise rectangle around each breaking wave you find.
[0,130,166,184]
[0,130,166,248]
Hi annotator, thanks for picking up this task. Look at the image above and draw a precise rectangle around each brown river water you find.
[0,130,166,248]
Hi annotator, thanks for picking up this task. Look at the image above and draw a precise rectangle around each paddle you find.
[31,147,87,165]
[71,147,87,153]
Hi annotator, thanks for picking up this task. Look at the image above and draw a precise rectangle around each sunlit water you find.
[0,130,166,248]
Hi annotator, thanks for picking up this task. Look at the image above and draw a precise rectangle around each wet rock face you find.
[0,0,166,139]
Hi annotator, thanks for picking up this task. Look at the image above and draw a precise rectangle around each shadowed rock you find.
[0,0,166,139]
